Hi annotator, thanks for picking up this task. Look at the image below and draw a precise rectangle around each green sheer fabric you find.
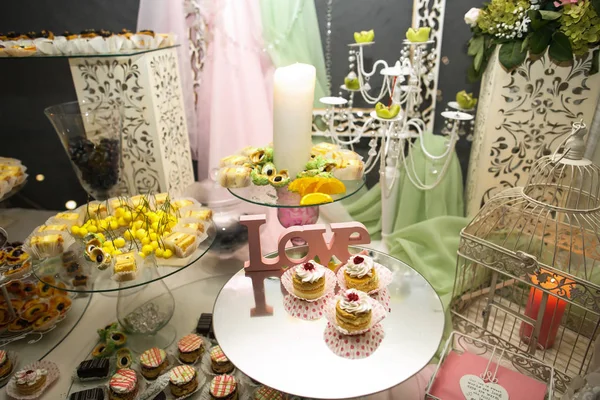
[345,132,465,238]
[260,0,329,105]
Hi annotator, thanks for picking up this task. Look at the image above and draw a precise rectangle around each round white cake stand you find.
[212,246,445,399]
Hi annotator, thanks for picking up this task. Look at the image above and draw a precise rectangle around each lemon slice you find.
[300,193,333,206]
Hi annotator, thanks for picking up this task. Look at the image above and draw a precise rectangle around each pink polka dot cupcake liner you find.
[283,293,332,321]
[323,323,385,359]
[371,287,391,312]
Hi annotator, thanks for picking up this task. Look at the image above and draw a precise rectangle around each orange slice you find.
[300,193,333,206]
[315,178,346,195]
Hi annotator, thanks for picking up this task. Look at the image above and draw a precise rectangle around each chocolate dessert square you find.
[76,358,110,379]
[69,387,105,400]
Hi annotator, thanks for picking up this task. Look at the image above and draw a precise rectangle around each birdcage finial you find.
[563,120,587,161]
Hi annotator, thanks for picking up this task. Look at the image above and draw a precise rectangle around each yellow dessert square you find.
[130,194,150,208]
[109,198,127,211]
[183,222,204,234]
[36,224,68,233]
[154,192,170,206]
[172,199,194,211]
[55,212,80,222]
[85,203,108,218]
[114,252,137,273]
[164,232,197,257]
[184,209,213,221]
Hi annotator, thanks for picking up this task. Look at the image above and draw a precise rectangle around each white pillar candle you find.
[273,63,316,179]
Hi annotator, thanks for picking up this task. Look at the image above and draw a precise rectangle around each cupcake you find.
[335,289,372,333]
[254,386,285,400]
[177,333,204,364]
[15,367,47,395]
[210,345,234,374]
[210,375,238,400]
[0,350,12,379]
[292,260,326,300]
[108,368,138,400]
[139,347,169,380]
[169,365,198,397]
[343,255,379,292]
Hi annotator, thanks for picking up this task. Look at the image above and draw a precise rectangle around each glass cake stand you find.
[228,178,365,244]
[31,225,216,351]
[212,246,445,399]
[0,45,179,59]
[0,180,27,204]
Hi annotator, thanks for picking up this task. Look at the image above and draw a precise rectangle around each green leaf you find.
[499,41,527,71]
[530,10,549,31]
[539,10,562,20]
[529,27,552,55]
[592,49,600,75]
[549,32,573,62]
[474,50,484,71]
[593,0,600,17]
[521,37,529,53]
[468,36,484,57]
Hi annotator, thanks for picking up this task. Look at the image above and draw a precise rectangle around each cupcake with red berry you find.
[292,260,327,300]
[335,289,372,333]
[343,255,379,293]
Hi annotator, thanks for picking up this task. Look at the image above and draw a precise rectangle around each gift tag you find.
[460,375,509,400]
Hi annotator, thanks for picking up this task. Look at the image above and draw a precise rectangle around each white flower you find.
[464,8,481,27]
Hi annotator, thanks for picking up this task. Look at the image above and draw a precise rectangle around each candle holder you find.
[450,122,600,395]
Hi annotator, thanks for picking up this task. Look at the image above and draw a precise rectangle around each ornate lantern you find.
[451,122,600,393]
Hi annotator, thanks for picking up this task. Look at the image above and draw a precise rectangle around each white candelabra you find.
[320,35,473,236]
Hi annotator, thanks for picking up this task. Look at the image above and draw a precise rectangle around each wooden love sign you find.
[240,214,371,272]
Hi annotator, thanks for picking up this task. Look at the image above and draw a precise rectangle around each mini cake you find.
[196,313,213,337]
[168,365,198,397]
[171,199,194,211]
[113,252,138,282]
[210,375,238,400]
[15,367,48,395]
[76,358,110,380]
[116,348,133,369]
[54,211,81,226]
[36,224,68,233]
[108,368,138,400]
[69,387,105,400]
[29,234,65,257]
[153,192,170,207]
[164,232,198,258]
[335,289,372,333]
[0,350,12,379]
[210,345,234,374]
[139,347,169,380]
[184,208,213,221]
[254,386,284,400]
[181,221,205,234]
[177,333,204,364]
[344,255,379,292]
[72,274,89,287]
[292,260,326,300]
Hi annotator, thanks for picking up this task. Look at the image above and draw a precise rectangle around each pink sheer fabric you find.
[196,0,275,180]
[137,0,199,157]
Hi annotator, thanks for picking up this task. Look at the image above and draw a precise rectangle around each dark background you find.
[0,0,478,211]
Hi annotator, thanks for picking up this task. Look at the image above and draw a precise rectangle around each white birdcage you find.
[451,121,600,394]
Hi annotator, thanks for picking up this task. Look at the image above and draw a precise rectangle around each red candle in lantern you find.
[520,270,571,349]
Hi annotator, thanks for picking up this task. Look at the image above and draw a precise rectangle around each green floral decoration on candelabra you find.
[465,0,600,81]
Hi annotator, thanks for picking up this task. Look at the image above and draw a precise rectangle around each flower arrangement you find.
[465,0,600,80]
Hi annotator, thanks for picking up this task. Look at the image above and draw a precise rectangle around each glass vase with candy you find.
[45,99,125,200]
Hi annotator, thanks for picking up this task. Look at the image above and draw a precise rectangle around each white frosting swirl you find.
[294,260,325,283]
[339,289,371,314]
[345,255,374,278]
[16,369,47,386]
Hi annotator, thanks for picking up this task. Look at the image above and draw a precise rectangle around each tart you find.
[106,331,127,347]
[50,295,72,314]
[8,318,31,333]
[0,350,13,379]
[169,365,198,397]
[4,260,31,279]
[139,347,169,380]
[108,368,138,400]
[116,348,133,369]
[210,375,238,400]
[15,367,47,395]
[6,247,29,265]
[37,279,55,298]
[177,333,204,364]
[98,322,119,340]
[22,302,48,322]
[92,342,115,359]
[335,289,372,333]
[210,345,234,374]
[22,282,38,298]
[33,311,60,331]
[254,386,285,400]
[292,260,326,300]
[164,232,198,258]
[6,280,23,294]
[343,255,379,293]
[55,281,68,296]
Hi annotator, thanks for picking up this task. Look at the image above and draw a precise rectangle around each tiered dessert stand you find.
[31,225,216,352]
[213,245,445,398]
